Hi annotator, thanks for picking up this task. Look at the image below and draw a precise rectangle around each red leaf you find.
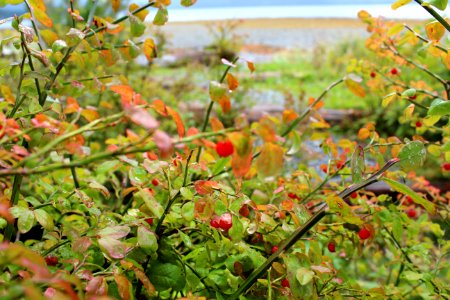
[195,180,219,195]
[86,276,108,296]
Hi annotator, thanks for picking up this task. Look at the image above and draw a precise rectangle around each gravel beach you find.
[160,18,370,50]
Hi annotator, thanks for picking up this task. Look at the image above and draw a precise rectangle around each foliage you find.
[0,0,449,299]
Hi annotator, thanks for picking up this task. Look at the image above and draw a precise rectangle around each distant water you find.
[160,4,450,22]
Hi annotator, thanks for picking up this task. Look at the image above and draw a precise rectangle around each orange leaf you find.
[129,3,149,21]
[152,99,169,116]
[114,274,131,300]
[110,85,134,105]
[229,132,253,178]
[425,21,445,43]
[81,108,99,122]
[226,73,239,91]
[247,60,255,73]
[358,127,370,140]
[210,117,224,132]
[195,180,219,195]
[167,107,185,138]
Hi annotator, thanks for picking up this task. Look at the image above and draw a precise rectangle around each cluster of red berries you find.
[215,140,234,158]
[210,213,232,231]
[327,227,372,254]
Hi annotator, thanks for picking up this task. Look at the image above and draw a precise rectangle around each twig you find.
[414,0,450,32]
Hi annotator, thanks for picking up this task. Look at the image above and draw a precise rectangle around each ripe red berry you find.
[405,196,414,205]
[251,232,264,244]
[210,216,221,229]
[145,218,153,226]
[390,68,398,75]
[406,208,417,218]
[152,178,159,186]
[281,278,290,288]
[358,227,371,240]
[443,163,450,171]
[271,246,279,254]
[336,160,345,169]
[219,213,233,231]
[410,94,417,100]
[45,256,58,266]
[350,192,358,199]
[216,140,234,158]
[415,121,422,128]
[327,242,336,253]
[239,204,250,217]
[370,71,376,78]
[320,164,328,173]
[287,192,297,199]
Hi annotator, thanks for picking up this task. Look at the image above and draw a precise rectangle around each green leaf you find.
[401,88,416,98]
[228,215,244,241]
[428,98,450,117]
[398,141,426,171]
[351,145,364,183]
[153,7,168,26]
[34,209,54,231]
[326,196,363,225]
[180,187,193,200]
[129,167,147,186]
[403,271,423,281]
[137,226,158,255]
[442,141,450,152]
[181,201,194,221]
[209,81,227,102]
[382,178,435,214]
[0,0,24,6]
[18,208,35,234]
[148,262,186,291]
[296,267,315,285]
[424,0,448,10]
[139,190,164,218]
[382,92,398,107]
[392,217,403,241]
[181,0,197,7]
[129,14,146,37]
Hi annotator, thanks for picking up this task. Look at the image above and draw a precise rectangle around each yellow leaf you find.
[358,127,370,140]
[143,38,157,62]
[40,29,58,45]
[423,115,440,126]
[81,108,100,122]
[345,79,366,98]
[256,143,284,177]
[425,21,445,42]
[403,104,415,118]
[391,0,412,10]
[112,0,120,12]
[1,85,14,104]
[129,3,149,21]
[427,145,441,157]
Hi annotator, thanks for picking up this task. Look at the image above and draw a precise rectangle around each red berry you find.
[415,121,422,128]
[405,196,414,205]
[219,213,232,231]
[210,216,221,228]
[327,242,336,253]
[406,208,417,218]
[443,163,450,171]
[350,192,358,199]
[216,140,234,158]
[271,246,279,254]
[239,205,250,217]
[390,68,398,75]
[281,278,290,288]
[320,164,328,173]
[358,227,371,240]
[287,192,297,199]
[45,256,58,266]
[145,218,153,226]
[152,178,159,186]
[370,71,376,78]
[336,160,345,169]
[410,94,417,100]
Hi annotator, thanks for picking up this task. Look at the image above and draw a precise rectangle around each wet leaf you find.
[98,237,130,259]
[148,262,186,291]
[428,98,450,117]
[351,145,364,183]
[98,225,130,239]
[137,226,158,254]
[398,141,426,171]
[425,21,445,42]
[153,7,168,25]
[34,209,54,231]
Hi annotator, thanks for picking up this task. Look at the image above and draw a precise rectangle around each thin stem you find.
[69,0,76,28]
[62,74,115,85]
[22,38,43,103]
[69,154,80,189]
[414,0,450,32]
[8,48,27,118]
[403,25,447,53]
[281,78,344,137]
[195,56,239,164]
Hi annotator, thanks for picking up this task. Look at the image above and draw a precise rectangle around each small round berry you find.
[415,121,422,128]
[239,205,250,217]
[327,242,336,253]
[390,68,399,75]
[145,218,153,226]
[45,256,58,266]
[210,216,221,229]
[410,94,417,100]
[406,208,417,218]
[370,71,376,78]
[443,163,450,171]
[219,213,233,231]
[281,278,290,288]
[287,192,297,199]
[271,246,279,254]
[358,227,371,240]
[152,178,159,186]
[216,140,234,158]
[251,232,264,244]
[320,164,328,173]
[405,196,414,205]
[336,160,345,169]
[350,192,358,199]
